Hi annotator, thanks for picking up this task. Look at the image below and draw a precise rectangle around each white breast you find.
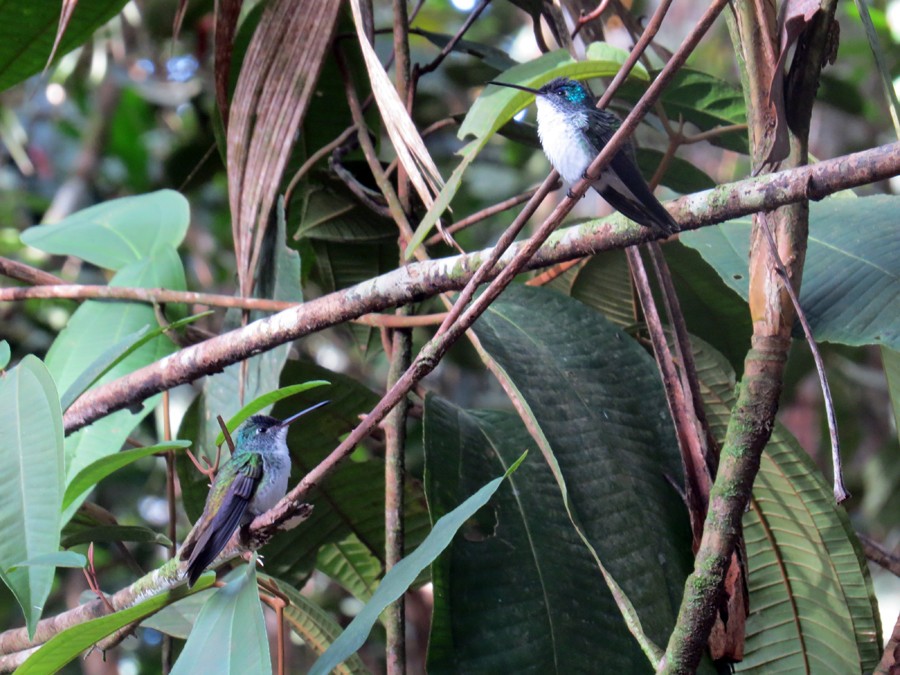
[535,98,595,185]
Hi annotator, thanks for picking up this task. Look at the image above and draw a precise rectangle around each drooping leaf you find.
[260,574,370,674]
[16,578,213,674]
[425,396,664,672]
[227,0,342,295]
[0,1,129,92]
[62,441,191,513]
[171,562,271,674]
[406,43,650,257]
[309,454,526,675]
[21,190,190,270]
[690,336,882,672]
[681,196,900,349]
[0,356,64,639]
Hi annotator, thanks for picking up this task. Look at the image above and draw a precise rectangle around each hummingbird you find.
[488,77,678,236]
[180,400,329,587]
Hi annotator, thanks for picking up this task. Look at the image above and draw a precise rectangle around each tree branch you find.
[59,141,900,435]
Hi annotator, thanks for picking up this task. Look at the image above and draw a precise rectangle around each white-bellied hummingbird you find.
[488,77,678,236]
[180,400,329,587]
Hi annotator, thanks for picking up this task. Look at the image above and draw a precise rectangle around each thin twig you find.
[758,213,847,502]
[857,532,900,577]
[572,0,611,39]
[415,0,491,76]
[424,185,549,246]
[0,257,65,286]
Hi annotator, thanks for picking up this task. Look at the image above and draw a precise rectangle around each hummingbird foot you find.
[566,188,584,200]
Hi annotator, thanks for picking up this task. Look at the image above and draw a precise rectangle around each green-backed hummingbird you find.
[488,77,678,236]
[180,400,329,587]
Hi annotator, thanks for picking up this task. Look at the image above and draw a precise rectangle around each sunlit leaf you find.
[21,190,190,270]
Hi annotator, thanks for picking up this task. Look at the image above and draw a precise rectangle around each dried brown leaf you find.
[45,0,79,71]
[213,0,241,129]
[227,0,342,296]
[348,0,444,209]
[172,0,190,45]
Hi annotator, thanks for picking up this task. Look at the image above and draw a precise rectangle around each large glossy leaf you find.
[690,336,882,672]
[681,196,900,349]
[260,574,370,674]
[309,454,525,675]
[171,562,271,675]
[471,284,694,653]
[16,578,213,674]
[21,190,190,270]
[425,396,661,672]
[315,535,381,602]
[0,356,63,638]
[0,1,129,93]
[406,43,650,257]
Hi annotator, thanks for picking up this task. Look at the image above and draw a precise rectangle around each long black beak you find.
[487,80,541,95]
[278,400,330,427]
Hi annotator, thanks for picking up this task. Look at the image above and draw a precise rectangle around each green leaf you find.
[62,441,191,513]
[690,337,882,672]
[259,574,370,674]
[406,44,649,258]
[309,454,526,675]
[316,535,381,602]
[171,562,271,675]
[0,340,10,370]
[47,248,186,523]
[424,396,663,672]
[60,312,211,411]
[61,525,172,549]
[681,196,900,348]
[0,356,64,639]
[0,1,129,93]
[140,589,215,639]
[213,381,330,447]
[852,0,900,137]
[17,579,213,674]
[471,284,693,653]
[7,551,85,572]
[883,347,900,442]
[290,181,397,243]
[617,68,748,153]
[59,326,150,410]
[21,190,190,270]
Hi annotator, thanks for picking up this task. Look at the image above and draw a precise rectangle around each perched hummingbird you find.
[488,77,678,236]
[180,400,329,587]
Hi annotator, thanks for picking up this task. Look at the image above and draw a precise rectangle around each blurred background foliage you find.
[0,0,898,673]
